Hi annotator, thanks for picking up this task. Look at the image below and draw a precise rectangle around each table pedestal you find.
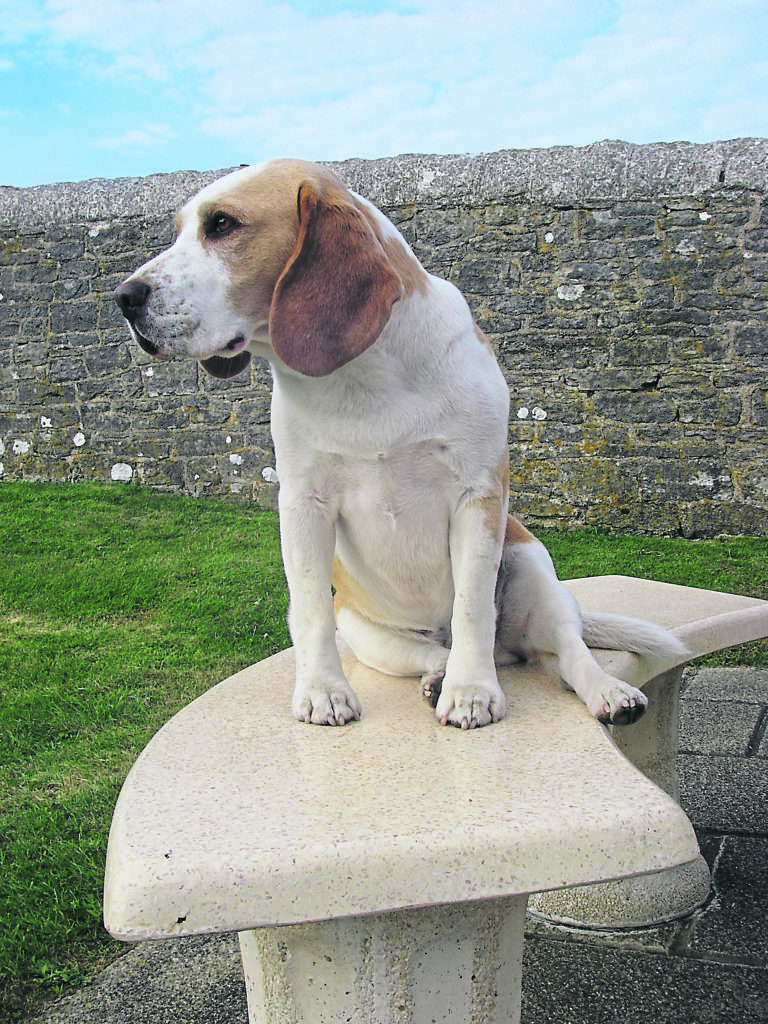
[239,896,527,1024]
[530,666,711,928]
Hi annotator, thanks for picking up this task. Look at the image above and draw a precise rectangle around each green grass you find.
[1,481,766,1021]
[1,482,289,1021]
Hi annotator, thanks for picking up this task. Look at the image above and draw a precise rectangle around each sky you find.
[1,0,766,188]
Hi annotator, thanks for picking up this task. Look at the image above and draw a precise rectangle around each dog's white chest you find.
[344,441,453,518]
[333,443,459,629]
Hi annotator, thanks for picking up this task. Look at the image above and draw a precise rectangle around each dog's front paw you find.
[292,679,362,726]
[434,677,506,730]
[592,680,648,727]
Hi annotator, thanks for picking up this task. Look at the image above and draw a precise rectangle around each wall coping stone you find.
[1,138,765,230]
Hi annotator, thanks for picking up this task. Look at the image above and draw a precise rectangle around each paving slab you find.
[682,667,768,704]
[687,834,768,965]
[520,934,768,1024]
[679,755,768,832]
[679,699,765,756]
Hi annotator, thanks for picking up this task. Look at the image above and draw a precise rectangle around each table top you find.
[104,576,766,941]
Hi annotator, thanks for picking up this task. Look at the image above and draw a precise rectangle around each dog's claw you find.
[421,670,445,708]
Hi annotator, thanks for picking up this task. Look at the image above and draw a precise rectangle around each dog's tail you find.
[581,611,689,659]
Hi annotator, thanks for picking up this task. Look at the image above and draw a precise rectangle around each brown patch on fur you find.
[498,451,510,498]
[473,322,496,355]
[468,452,510,537]
[332,555,385,621]
[191,161,317,330]
[474,493,505,537]
[381,235,429,298]
[504,515,537,544]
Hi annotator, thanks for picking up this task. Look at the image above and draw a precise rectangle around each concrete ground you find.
[32,666,768,1024]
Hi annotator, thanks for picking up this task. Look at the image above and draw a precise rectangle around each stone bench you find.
[104,576,768,1024]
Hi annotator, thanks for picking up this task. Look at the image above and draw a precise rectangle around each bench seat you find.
[103,576,768,1023]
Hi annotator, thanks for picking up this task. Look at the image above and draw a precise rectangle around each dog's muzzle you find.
[114,279,162,356]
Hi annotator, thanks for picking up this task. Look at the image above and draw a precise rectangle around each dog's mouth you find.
[200,336,252,379]
[134,331,247,363]
[134,329,171,361]
[132,326,251,379]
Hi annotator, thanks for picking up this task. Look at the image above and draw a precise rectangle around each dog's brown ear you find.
[269,181,403,377]
[199,351,252,379]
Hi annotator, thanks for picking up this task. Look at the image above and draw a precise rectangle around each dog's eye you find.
[205,212,238,238]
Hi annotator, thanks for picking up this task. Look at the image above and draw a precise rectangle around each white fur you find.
[115,159,687,730]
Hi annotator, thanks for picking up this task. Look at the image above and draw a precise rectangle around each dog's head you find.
[114,159,404,379]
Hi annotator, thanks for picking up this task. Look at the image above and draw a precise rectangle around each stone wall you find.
[1,139,766,536]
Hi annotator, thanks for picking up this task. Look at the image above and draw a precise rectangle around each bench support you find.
[239,896,527,1024]
[530,666,712,928]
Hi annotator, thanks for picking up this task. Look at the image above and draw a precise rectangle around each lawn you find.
[1,481,766,1021]
[1,482,289,1021]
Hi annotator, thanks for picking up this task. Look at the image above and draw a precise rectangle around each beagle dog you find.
[115,159,686,729]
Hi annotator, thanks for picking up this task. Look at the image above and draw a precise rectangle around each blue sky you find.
[1,0,766,187]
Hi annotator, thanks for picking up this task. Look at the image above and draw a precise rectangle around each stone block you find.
[744,226,768,253]
[455,256,517,292]
[611,335,670,365]
[591,389,678,423]
[677,391,742,426]
[49,300,100,335]
[735,324,768,356]
[49,356,88,383]
[143,360,199,398]
[46,238,85,261]
[16,380,78,405]
[85,221,146,255]
[752,389,768,426]
[680,500,768,538]
[83,345,134,377]
[735,457,768,504]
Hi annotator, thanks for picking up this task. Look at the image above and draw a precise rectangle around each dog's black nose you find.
[114,279,150,322]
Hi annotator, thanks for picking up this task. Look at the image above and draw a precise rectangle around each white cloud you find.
[95,122,176,150]
[186,2,615,159]
[482,0,768,146]
[194,1,766,158]
[2,0,767,184]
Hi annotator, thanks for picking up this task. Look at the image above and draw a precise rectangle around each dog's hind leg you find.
[495,526,648,726]
[336,607,450,700]
[543,617,649,726]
